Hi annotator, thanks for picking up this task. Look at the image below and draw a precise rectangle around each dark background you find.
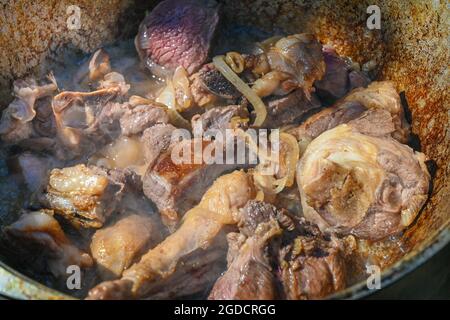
[367,243,450,299]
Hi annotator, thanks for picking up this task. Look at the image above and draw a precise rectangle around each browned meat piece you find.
[0,75,57,144]
[87,171,256,300]
[141,123,177,168]
[297,123,430,240]
[136,0,219,77]
[119,103,169,136]
[187,63,221,109]
[314,47,370,103]
[209,201,283,300]
[142,139,243,229]
[277,217,348,300]
[347,108,397,137]
[289,101,367,144]
[90,213,163,280]
[192,105,249,137]
[341,81,410,143]
[265,34,325,96]
[41,165,133,229]
[42,165,113,229]
[263,89,321,128]
[289,81,411,146]
[195,66,242,100]
[179,63,244,116]
[3,210,93,277]
[209,222,280,300]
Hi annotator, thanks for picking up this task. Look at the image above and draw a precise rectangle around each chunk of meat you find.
[188,63,219,108]
[87,170,256,299]
[288,101,367,145]
[297,124,430,240]
[263,89,321,128]
[136,0,220,77]
[90,213,163,280]
[178,63,240,114]
[289,81,411,146]
[141,123,177,168]
[192,105,249,137]
[209,201,283,300]
[198,68,242,100]
[3,210,93,277]
[265,34,325,96]
[143,139,243,229]
[119,102,169,136]
[341,81,410,143]
[314,47,370,102]
[41,165,128,228]
[209,220,280,300]
[0,75,57,144]
[277,217,347,299]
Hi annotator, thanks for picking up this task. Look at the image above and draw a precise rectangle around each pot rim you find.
[1,223,449,300]
[331,223,450,299]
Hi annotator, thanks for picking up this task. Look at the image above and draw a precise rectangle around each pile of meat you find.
[0,0,430,300]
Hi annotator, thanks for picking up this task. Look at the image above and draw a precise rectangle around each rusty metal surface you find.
[0,0,448,299]
[0,262,72,300]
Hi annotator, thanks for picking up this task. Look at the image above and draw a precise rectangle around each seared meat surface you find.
[289,101,366,144]
[263,89,321,128]
[142,139,244,228]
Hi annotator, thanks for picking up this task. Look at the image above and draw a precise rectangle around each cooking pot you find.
[0,0,448,299]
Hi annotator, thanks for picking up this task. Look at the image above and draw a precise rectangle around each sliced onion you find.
[279,132,300,187]
[172,66,193,111]
[156,79,191,129]
[213,55,267,127]
[225,52,245,74]
[235,129,278,164]
[253,170,287,196]
[257,36,283,53]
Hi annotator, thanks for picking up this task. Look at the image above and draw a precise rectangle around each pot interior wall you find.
[0,0,448,296]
